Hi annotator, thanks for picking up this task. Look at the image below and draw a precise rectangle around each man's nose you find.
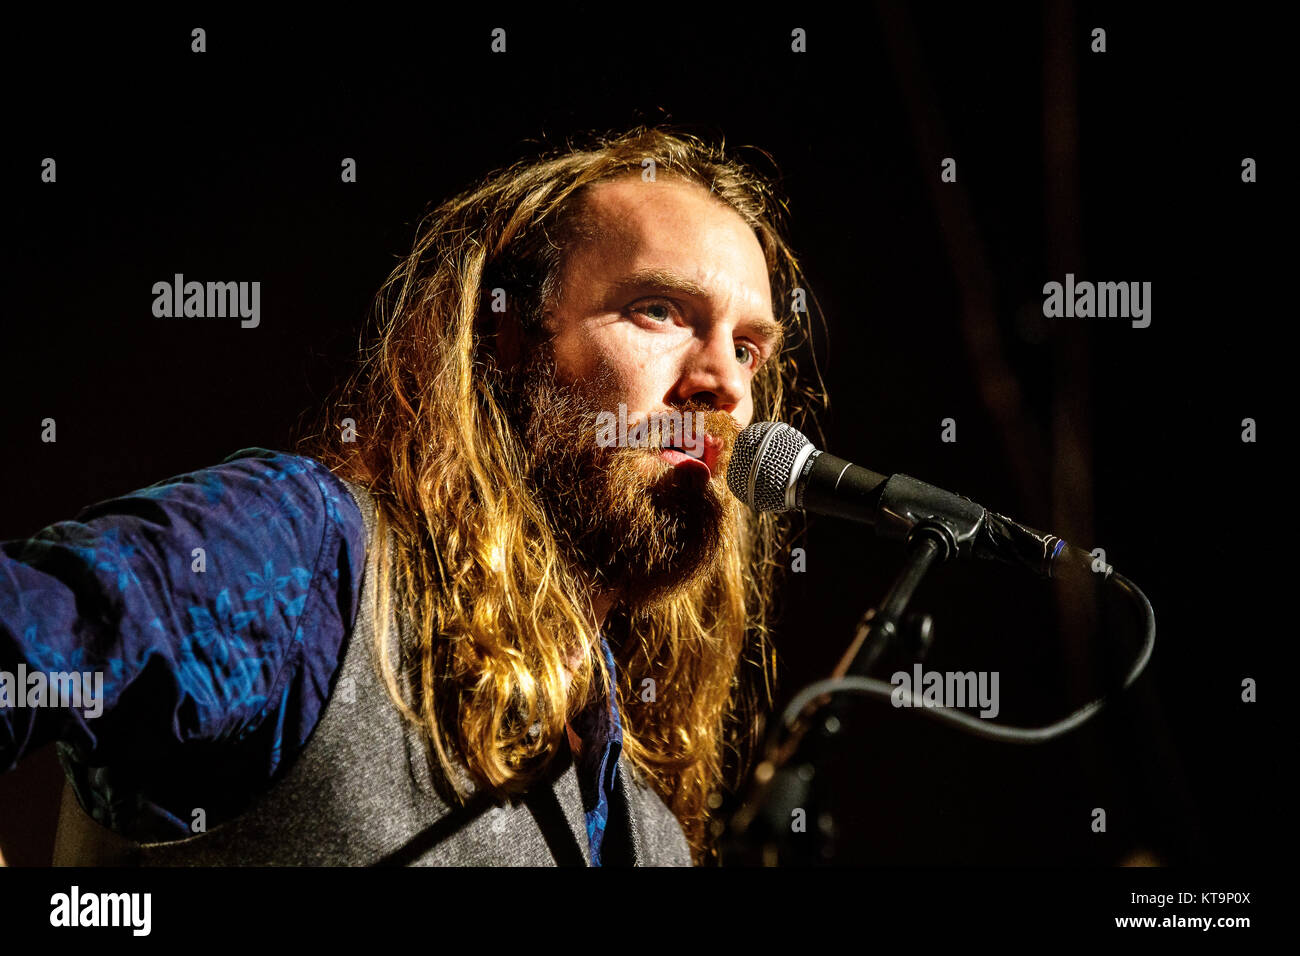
[674,326,746,412]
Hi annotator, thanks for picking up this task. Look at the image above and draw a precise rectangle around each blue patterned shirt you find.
[569,635,624,865]
[0,447,623,865]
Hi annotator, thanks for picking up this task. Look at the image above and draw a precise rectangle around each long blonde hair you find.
[294,125,826,864]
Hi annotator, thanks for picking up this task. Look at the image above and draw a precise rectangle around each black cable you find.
[777,570,1156,744]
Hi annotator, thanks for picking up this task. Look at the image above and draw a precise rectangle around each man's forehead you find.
[575,175,737,240]
[566,178,774,309]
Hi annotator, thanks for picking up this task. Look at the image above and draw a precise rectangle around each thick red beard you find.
[508,353,742,611]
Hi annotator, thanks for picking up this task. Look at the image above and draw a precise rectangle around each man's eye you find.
[735,342,758,367]
[634,300,675,323]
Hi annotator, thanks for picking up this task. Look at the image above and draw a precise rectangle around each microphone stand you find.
[721,527,948,866]
[718,519,1154,865]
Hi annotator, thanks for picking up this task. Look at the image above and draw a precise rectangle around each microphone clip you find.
[875,473,986,562]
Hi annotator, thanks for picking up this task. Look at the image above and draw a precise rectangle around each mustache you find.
[584,405,741,487]
[503,350,742,478]
[581,404,741,447]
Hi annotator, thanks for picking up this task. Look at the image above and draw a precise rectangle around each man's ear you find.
[494,303,525,370]
[479,282,527,371]
[495,297,556,373]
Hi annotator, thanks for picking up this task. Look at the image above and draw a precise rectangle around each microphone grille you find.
[727,421,813,513]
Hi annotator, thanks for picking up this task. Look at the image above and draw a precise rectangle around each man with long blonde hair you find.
[3,126,823,866]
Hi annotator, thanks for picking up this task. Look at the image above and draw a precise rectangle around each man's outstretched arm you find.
[0,448,365,840]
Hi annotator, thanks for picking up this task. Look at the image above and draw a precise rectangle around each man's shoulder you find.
[84,446,367,545]
[217,446,364,524]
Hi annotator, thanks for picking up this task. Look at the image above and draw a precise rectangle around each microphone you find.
[727,422,1073,579]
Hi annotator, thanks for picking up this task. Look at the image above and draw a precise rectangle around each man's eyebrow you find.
[609,268,786,352]
[609,267,711,300]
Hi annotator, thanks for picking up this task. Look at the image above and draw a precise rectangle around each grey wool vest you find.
[52,477,693,866]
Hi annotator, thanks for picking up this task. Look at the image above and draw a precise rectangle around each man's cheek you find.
[736,392,755,430]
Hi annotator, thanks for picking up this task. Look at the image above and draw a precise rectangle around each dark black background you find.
[1,5,1279,867]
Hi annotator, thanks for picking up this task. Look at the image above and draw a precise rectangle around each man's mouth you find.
[657,433,723,479]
